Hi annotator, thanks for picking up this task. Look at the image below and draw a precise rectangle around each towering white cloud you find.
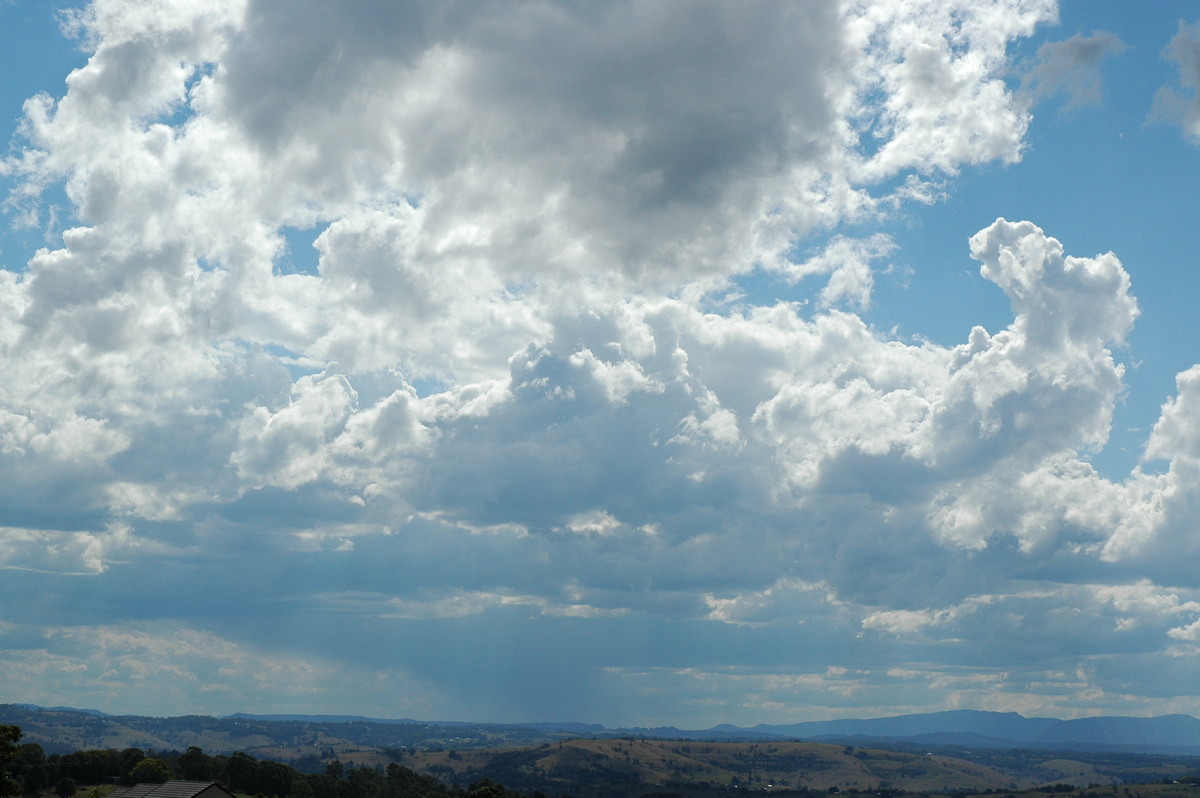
[3,0,1200,723]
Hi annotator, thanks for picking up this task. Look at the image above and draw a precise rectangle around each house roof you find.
[107,781,236,798]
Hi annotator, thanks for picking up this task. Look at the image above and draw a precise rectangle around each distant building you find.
[107,781,236,798]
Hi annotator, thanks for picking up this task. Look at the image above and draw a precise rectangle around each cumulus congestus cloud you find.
[2,0,1200,724]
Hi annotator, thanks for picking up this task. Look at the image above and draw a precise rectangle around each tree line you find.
[0,725,529,798]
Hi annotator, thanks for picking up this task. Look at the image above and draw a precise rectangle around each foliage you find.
[467,778,506,798]
[128,758,170,785]
[178,748,212,782]
[0,726,21,798]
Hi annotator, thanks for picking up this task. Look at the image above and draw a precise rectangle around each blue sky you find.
[3,0,1200,728]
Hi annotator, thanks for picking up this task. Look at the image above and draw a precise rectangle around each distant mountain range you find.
[744,709,1200,753]
[6,704,1200,756]
[594,710,1200,754]
[224,707,1200,750]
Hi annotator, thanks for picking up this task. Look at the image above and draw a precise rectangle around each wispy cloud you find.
[1022,31,1128,110]
[1152,21,1200,140]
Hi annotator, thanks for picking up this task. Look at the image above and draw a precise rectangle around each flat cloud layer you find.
[2,0,1200,725]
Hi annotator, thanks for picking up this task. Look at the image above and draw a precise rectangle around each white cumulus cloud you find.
[3,0,1200,724]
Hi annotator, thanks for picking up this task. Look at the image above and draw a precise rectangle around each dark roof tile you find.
[107,782,235,798]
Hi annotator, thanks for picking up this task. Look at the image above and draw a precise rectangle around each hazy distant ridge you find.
[221,708,1200,752]
[9,704,1200,756]
[224,713,423,724]
[745,710,1200,751]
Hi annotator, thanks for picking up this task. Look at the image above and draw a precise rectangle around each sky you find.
[3,0,1200,730]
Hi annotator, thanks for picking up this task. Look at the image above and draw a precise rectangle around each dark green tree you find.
[222,752,257,793]
[466,778,506,798]
[21,764,47,794]
[1,726,22,797]
[128,758,170,785]
[177,747,212,781]
[18,745,44,767]
[344,767,383,798]
[288,780,315,798]
[121,750,146,783]
[306,774,339,798]
[54,777,77,798]
[383,763,447,798]
[252,759,294,797]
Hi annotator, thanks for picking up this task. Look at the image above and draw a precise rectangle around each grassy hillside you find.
[403,739,1026,796]
[8,704,1200,798]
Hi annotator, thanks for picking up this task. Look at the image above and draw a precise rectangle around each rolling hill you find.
[6,703,1200,795]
